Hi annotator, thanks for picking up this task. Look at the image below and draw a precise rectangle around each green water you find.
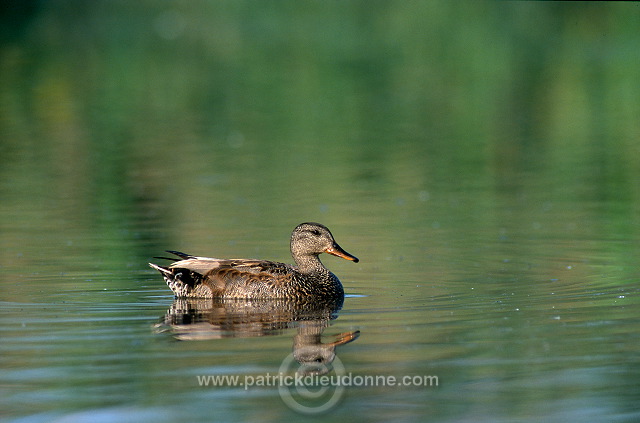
[2,2,640,422]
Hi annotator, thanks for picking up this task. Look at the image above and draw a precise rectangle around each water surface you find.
[2,2,640,422]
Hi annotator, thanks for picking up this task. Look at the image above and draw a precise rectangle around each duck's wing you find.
[172,258,295,294]
[169,258,294,277]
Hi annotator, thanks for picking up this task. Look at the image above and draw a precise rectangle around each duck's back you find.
[168,257,343,299]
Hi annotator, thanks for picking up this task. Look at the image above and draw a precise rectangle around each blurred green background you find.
[2,2,639,276]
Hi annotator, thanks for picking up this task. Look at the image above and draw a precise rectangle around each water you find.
[2,2,640,422]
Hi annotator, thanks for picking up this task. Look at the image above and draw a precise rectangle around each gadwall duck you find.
[149,222,359,299]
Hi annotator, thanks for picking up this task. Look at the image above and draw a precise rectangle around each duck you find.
[149,222,359,299]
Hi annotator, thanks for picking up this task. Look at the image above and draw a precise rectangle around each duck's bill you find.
[326,244,359,263]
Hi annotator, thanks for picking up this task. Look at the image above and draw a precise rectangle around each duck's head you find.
[290,222,359,263]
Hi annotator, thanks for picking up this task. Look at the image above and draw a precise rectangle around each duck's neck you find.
[293,254,328,275]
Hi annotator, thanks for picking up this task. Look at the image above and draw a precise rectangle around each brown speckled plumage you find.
[149,222,359,299]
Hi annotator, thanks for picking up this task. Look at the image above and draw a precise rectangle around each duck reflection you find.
[155,296,359,370]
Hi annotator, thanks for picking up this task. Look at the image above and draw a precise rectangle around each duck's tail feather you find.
[166,250,195,260]
[149,262,172,276]
[151,250,195,262]
[153,256,176,261]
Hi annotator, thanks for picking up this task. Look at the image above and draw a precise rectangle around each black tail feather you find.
[153,256,177,261]
[165,250,194,260]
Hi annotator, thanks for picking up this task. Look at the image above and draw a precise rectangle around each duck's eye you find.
[310,229,321,236]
